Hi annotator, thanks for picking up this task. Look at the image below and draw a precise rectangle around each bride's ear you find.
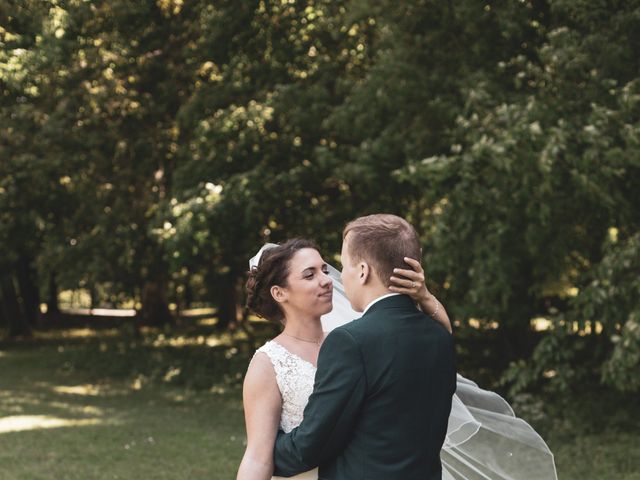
[271,285,287,304]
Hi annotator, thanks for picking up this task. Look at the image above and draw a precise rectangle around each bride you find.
[236,239,557,480]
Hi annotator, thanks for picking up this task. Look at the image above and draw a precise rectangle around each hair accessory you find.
[249,243,278,269]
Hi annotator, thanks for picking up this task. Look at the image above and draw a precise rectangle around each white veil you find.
[323,264,558,480]
[251,246,558,479]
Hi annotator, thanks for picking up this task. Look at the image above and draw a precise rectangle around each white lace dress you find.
[255,340,319,480]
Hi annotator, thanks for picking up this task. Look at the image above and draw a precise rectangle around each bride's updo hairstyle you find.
[246,238,319,323]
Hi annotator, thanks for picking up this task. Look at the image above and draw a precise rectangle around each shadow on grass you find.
[0,316,278,391]
[0,318,271,436]
[0,324,253,478]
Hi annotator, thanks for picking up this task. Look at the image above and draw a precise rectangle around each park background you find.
[1,0,638,478]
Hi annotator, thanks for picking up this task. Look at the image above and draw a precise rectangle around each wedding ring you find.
[411,281,416,288]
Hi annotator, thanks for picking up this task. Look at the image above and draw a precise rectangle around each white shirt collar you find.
[362,293,401,316]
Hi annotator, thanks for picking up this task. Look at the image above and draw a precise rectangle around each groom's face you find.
[340,234,364,312]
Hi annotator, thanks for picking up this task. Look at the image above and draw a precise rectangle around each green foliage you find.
[504,234,640,395]
[577,232,640,391]
[502,323,587,395]
[385,0,640,392]
[604,313,640,392]
[1,0,638,392]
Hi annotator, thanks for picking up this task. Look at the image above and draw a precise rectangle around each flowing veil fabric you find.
[322,265,558,480]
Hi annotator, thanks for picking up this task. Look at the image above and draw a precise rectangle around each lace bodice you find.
[255,340,317,433]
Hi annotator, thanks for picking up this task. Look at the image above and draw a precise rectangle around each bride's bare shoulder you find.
[243,346,279,398]
[246,349,275,378]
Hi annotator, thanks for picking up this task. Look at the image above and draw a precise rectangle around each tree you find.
[160,0,378,327]
[399,0,640,390]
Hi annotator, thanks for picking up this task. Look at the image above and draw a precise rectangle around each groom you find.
[273,214,456,479]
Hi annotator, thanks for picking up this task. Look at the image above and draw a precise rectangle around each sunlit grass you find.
[462,316,604,335]
[0,330,246,479]
[0,415,106,433]
[195,317,218,326]
[531,316,553,331]
[60,308,137,317]
[51,384,103,396]
[147,331,248,348]
[58,289,93,309]
[37,327,122,339]
[181,307,217,317]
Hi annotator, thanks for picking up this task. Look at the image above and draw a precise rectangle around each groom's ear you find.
[270,285,287,304]
[359,262,370,285]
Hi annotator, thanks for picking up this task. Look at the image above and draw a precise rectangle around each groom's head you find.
[341,214,421,311]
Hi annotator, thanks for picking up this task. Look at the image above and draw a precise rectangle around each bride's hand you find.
[389,257,431,302]
[389,257,453,333]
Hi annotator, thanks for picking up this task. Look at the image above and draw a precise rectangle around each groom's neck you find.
[359,284,393,311]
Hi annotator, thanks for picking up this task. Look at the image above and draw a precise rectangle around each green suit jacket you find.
[273,294,456,479]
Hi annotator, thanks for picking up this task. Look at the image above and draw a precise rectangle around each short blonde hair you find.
[343,214,421,287]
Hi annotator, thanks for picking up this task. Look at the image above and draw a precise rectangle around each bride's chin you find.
[320,303,333,315]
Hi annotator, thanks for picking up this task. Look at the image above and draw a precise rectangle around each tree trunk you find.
[0,297,7,328]
[499,279,537,361]
[17,255,41,328]
[89,284,97,311]
[139,280,173,327]
[215,272,239,330]
[183,275,193,311]
[499,315,537,363]
[499,261,538,361]
[1,274,32,338]
[47,272,60,317]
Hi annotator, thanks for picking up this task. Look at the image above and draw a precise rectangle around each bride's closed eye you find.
[303,266,329,279]
[302,268,317,279]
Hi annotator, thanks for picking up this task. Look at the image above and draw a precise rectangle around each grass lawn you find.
[1,324,638,479]
[0,326,247,480]
[535,391,640,480]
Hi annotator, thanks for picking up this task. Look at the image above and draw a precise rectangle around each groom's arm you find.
[273,328,366,476]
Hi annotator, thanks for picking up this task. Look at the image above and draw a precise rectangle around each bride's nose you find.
[320,272,332,288]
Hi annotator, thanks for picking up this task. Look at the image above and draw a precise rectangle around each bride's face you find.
[273,248,333,319]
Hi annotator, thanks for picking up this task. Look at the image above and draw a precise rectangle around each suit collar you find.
[362,293,401,315]
[361,294,416,317]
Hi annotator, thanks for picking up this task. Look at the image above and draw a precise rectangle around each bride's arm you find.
[236,353,282,480]
[389,257,453,333]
